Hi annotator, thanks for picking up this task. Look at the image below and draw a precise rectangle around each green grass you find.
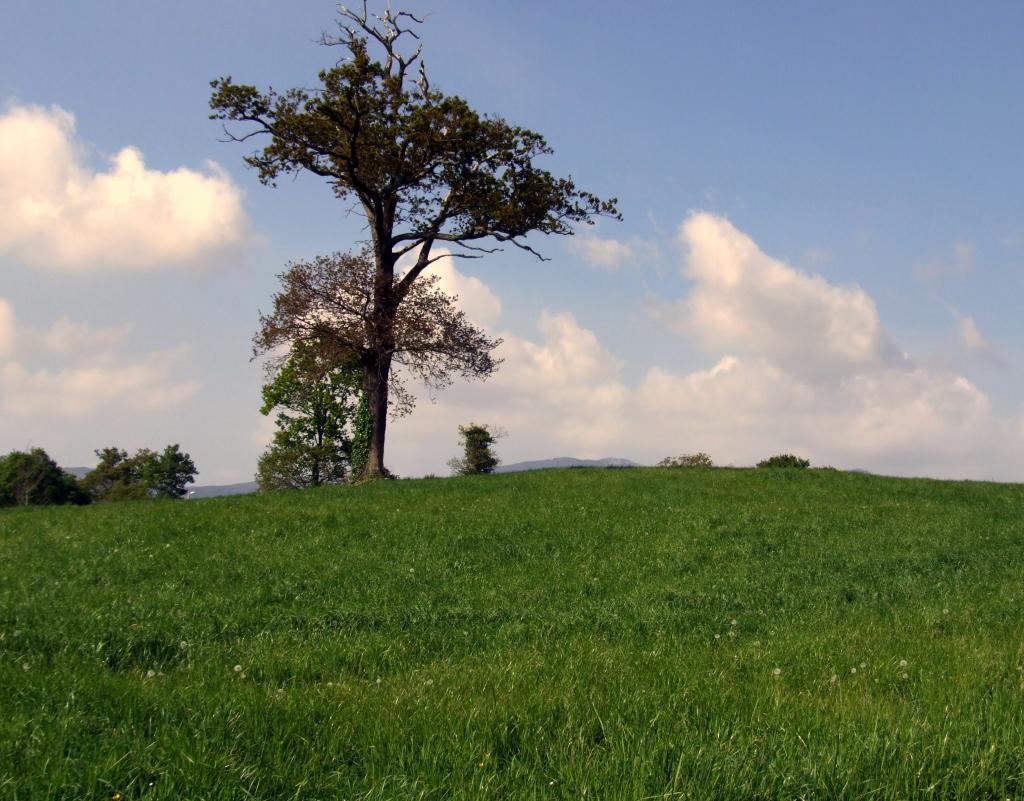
[2,467,1024,800]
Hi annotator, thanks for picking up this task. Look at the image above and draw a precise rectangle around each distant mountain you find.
[187,482,258,499]
[495,457,637,473]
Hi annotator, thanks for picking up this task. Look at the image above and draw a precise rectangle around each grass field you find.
[2,467,1024,800]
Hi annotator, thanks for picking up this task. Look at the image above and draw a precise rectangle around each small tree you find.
[256,341,360,491]
[757,454,810,469]
[657,453,714,468]
[448,424,501,475]
[145,445,198,499]
[0,449,88,507]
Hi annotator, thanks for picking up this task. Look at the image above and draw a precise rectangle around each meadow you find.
[2,467,1023,800]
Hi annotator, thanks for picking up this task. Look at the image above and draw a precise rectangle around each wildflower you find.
[850,667,857,674]
[859,662,866,669]
[179,641,188,650]
[112,794,122,800]
[901,672,908,679]
[233,664,242,673]
[943,608,949,615]
[730,619,737,626]
[714,633,721,640]
[899,659,908,668]
[146,670,156,678]
[773,667,782,676]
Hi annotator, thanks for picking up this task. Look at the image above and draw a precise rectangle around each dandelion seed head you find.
[850,667,857,674]
[146,669,156,678]
[773,667,782,676]
[899,659,908,668]
[234,664,242,673]
[860,662,866,669]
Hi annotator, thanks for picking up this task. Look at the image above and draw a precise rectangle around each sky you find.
[1,1,1023,483]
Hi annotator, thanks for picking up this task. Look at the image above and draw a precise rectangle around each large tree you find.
[211,3,619,478]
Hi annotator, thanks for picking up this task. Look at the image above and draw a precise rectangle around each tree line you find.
[0,445,197,508]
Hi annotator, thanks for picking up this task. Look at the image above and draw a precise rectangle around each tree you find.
[81,445,198,501]
[657,453,714,468]
[0,449,88,507]
[256,342,360,490]
[145,445,198,499]
[211,4,619,478]
[448,423,501,475]
[255,248,500,477]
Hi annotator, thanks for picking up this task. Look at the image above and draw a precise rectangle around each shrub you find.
[757,454,810,469]
[448,424,501,475]
[657,453,714,468]
[0,449,89,507]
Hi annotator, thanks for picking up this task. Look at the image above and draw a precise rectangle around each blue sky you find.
[1,1,1022,482]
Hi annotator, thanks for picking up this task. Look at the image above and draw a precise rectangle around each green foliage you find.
[80,445,197,501]
[448,423,500,475]
[257,343,361,491]
[0,448,88,507]
[348,393,372,481]
[657,452,714,468]
[3,468,1024,797]
[757,453,811,469]
[145,445,199,499]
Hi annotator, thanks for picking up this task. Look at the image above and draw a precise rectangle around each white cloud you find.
[0,298,198,424]
[387,213,1023,481]
[950,307,991,352]
[673,213,904,381]
[0,298,14,357]
[429,255,502,329]
[569,236,635,270]
[39,317,133,355]
[0,103,250,270]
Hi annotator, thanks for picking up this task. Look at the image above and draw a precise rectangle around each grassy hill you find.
[2,467,1023,799]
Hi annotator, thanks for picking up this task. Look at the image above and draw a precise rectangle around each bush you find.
[757,454,810,469]
[657,453,714,468]
[448,424,501,475]
[0,449,89,507]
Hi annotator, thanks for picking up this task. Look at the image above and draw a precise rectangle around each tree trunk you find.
[362,356,391,478]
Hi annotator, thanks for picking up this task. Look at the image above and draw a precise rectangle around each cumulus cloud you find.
[388,212,1022,481]
[0,103,250,270]
[569,236,635,270]
[429,256,502,330]
[0,298,198,422]
[669,213,904,381]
